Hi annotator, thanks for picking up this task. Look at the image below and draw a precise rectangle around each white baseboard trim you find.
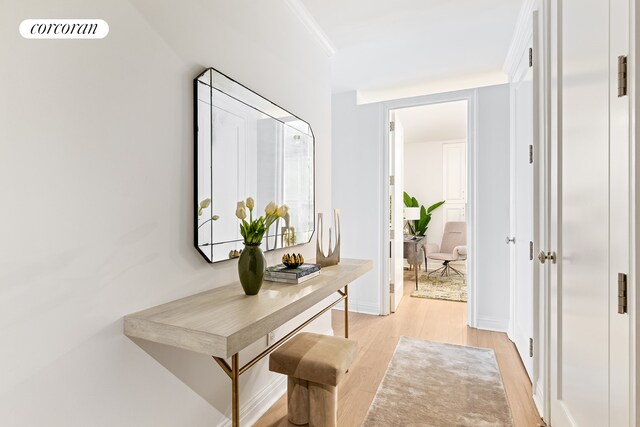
[533,382,545,419]
[332,302,381,316]
[218,374,286,427]
[476,316,509,332]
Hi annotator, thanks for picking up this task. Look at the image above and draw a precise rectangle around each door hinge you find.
[529,47,533,67]
[529,338,534,357]
[529,145,534,164]
[529,241,534,260]
[618,273,628,314]
[389,121,395,132]
[618,55,628,97]
[390,175,395,185]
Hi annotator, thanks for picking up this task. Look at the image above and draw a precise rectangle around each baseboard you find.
[218,374,287,427]
[533,382,545,419]
[476,316,509,332]
[333,301,381,316]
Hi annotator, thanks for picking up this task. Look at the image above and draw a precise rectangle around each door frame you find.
[380,90,478,326]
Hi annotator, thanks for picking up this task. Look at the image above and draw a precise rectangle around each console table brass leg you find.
[231,354,239,427]
[344,284,349,338]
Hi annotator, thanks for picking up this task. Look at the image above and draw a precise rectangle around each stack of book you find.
[265,263,321,284]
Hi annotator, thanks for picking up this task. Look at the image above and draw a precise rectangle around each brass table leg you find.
[231,354,239,427]
[212,293,349,426]
[344,284,349,338]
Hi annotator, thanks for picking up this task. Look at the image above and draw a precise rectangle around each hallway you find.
[255,278,543,426]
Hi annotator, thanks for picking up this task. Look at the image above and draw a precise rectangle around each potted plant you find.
[235,198,288,295]
[403,192,445,237]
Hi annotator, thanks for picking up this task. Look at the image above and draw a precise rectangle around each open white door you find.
[389,113,405,312]
[510,36,535,379]
[548,0,632,425]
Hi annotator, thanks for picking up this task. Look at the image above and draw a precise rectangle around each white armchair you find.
[423,221,467,277]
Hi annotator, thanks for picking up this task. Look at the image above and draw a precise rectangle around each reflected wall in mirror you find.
[194,68,315,263]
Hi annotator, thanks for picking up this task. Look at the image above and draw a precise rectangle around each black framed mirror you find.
[194,68,315,263]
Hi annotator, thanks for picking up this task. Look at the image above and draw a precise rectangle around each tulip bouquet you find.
[236,197,288,245]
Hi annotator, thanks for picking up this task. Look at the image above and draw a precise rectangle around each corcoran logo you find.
[19,19,109,39]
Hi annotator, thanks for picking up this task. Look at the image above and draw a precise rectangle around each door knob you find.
[506,237,516,244]
[538,251,557,264]
[537,250,548,264]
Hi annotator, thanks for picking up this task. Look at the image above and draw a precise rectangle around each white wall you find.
[332,85,511,330]
[404,139,466,247]
[0,1,332,426]
[331,92,383,314]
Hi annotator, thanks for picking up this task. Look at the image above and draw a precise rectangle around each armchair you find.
[423,221,467,277]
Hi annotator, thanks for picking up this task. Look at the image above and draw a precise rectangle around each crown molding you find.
[284,0,337,56]
[503,0,538,77]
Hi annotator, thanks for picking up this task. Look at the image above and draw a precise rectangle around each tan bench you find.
[269,332,359,426]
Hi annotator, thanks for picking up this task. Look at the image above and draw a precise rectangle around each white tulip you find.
[235,207,246,220]
[276,204,289,217]
[265,202,277,215]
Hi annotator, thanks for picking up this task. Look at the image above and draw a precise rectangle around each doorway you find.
[383,92,477,324]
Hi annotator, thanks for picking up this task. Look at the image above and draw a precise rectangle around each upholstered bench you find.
[269,332,359,426]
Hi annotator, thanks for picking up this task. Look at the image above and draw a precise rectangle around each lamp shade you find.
[403,207,420,220]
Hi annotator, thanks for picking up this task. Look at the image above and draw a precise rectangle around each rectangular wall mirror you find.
[194,68,315,263]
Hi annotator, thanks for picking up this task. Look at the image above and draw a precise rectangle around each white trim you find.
[332,302,381,316]
[533,382,545,418]
[380,88,478,327]
[632,0,639,423]
[283,0,336,56]
[219,374,286,427]
[475,316,509,332]
[503,0,538,76]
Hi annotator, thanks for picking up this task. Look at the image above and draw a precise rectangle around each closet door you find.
[549,0,631,424]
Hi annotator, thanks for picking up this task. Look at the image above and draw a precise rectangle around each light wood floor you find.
[254,277,544,427]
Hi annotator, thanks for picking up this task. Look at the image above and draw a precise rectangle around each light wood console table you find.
[124,258,372,427]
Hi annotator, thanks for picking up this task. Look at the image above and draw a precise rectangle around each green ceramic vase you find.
[238,243,266,295]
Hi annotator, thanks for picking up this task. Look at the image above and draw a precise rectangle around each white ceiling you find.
[299,0,523,99]
[395,101,467,144]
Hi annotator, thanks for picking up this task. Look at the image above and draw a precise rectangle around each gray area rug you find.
[362,337,513,427]
[408,269,467,302]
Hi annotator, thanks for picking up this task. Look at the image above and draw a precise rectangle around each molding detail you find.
[219,375,286,427]
[332,301,381,316]
[476,316,509,332]
[503,0,538,77]
[284,0,337,56]
[533,382,545,419]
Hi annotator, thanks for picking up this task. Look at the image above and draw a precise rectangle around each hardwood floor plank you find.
[254,277,544,427]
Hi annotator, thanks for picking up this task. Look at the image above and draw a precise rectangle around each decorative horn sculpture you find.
[316,209,341,267]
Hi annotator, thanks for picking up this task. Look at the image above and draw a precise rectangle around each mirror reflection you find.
[195,68,315,263]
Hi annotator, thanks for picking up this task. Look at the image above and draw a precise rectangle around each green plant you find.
[403,192,445,236]
[236,197,288,245]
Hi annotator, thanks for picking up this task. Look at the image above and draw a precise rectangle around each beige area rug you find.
[408,269,467,302]
[362,337,513,427]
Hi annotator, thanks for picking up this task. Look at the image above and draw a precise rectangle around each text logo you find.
[20,19,109,39]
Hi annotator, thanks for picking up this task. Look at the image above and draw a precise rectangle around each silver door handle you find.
[506,237,516,244]
[538,251,557,264]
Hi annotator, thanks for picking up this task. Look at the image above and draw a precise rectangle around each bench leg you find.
[308,382,337,427]
[287,377,309,425]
